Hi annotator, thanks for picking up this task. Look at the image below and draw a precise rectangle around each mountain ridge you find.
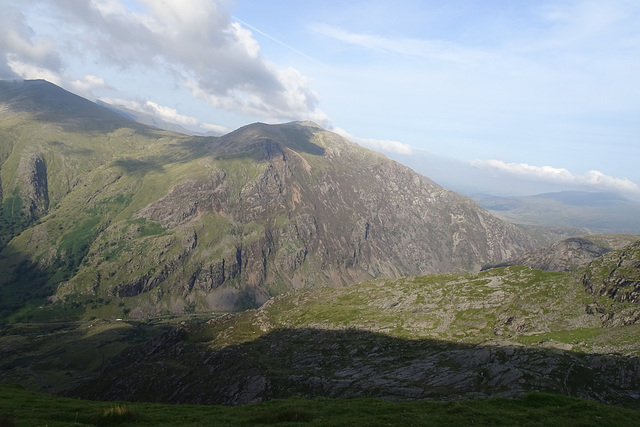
[0,79,537,319]
[484,234,640,272]
[1,79,639,411]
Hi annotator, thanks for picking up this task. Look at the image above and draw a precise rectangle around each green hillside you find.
[1,79,639,415]
[3,241,636,407]
[1,80,537,320]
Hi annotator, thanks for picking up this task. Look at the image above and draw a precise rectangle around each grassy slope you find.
[2,253,638,402]
[2,103,541,319]
[45,250,634,408]
[245,265,640,355]
[1,385,639,427]
[0,126,207,320]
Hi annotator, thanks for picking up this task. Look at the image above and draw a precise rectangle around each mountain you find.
[2,80,638,410]
[485,234,640,272]
[2,240,639,407]
[0,79,536,320]
[53,239,638,406]
[471,191,640,234]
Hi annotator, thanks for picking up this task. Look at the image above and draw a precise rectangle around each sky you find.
[1,0,640,199]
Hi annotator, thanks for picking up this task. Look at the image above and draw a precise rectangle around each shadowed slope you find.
[63,242,640,407]
[1,81,537,318]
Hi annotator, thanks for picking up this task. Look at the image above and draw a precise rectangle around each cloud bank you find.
[99,97,230,134]
[333,128,412,155]
[1,0,326,123]
[471,159,640,196]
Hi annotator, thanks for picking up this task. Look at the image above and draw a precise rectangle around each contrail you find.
[232,16,323,65]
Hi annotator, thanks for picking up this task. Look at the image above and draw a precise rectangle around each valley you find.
[1,80,639,423]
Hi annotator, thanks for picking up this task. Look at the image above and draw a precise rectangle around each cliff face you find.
[85,122,537,314]
[582,240,640,305]
[486,234,640,272]
[1,81,537,318]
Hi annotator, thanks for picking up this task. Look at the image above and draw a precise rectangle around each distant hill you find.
[484,234,640,271]
[0,79,536,320]
[471,191,640,234]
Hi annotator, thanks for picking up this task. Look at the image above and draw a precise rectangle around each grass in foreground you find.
[1,385,639,426]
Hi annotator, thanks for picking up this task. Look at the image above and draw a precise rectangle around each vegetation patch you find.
[0,386,639,426]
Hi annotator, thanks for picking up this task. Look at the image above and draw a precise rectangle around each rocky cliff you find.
[582,240,640,305]
[1,80,536,319]
[486,234,640,272]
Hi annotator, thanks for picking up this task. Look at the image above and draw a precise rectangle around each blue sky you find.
[2,0,639,198]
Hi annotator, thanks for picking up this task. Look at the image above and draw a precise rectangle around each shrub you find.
[95,404,138,425]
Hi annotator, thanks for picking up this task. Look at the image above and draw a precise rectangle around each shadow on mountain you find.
[212,122,326,159]
[47,141,95,157]
[65,325,640,408]
[0,259,59,322]
[110,158,165,176]
[108,136,219,176]
[276,123,326,156]
[157,136,215,164]
[0,320,168,395]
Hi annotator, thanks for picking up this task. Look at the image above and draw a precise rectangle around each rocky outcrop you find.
[72,327,640,407]
[112,122,537,312]
[486,234,640,272]
[0,80,538,317]
[17,151,49,218]
[582,240,640,304]
[69,251,640,408]
[7,237,639,408]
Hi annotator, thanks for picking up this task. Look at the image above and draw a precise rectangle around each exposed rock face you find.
[582,240,640,304]
[1,80,537,317]
[73,325,640,407]
[66,242,640,407]
[487,234,640,272]
[17,152,49,217]
[8,235,640,408]
[103,121,537,312]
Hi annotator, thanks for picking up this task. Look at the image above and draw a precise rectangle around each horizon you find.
[2,0,639,199]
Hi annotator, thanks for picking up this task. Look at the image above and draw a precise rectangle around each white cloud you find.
[101,98,197,126]
[200,122,230,135]
[100,97,228,134]
[333,127,412,155]
[6,56,61,84]
[1,0,325,123]
[67,74,108,97]
[0,3,62,78]
[7,54,108,98]
[471,159,640,195]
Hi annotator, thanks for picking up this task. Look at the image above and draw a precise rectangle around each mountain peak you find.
[1,79,537,317]
[0,79,146,133]
[214,120,366,160]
